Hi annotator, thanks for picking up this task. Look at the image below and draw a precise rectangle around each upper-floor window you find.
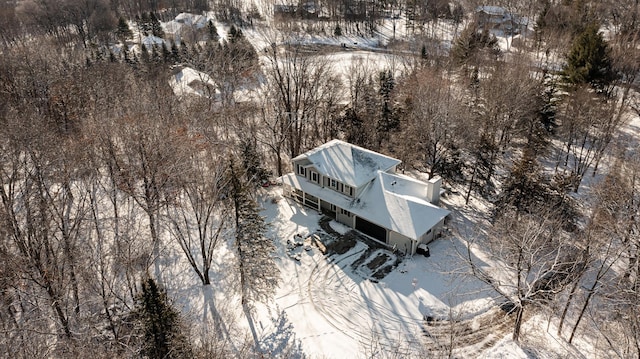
[297,164,306,177]
[311,171,319,183]
[330,179,336,188]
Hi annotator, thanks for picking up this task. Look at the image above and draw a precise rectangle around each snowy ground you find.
[232,187,510,358]
[152,12,640,358]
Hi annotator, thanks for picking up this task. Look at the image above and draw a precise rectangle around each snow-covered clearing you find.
[157,181,523,357]
[233,187,505,358]
[151,11,640,358]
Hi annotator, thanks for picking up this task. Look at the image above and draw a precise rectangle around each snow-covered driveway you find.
[260,188,496,358]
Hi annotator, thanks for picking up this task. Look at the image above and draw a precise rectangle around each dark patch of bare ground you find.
[315,217,403,281]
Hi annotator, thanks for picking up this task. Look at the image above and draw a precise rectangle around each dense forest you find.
[0,0,639,357]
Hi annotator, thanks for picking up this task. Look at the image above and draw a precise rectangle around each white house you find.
[475,5,522,34]
[279,139,450,255]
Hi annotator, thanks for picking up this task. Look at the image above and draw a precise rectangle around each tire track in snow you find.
[307,248,370,343]
[306,248,425,351]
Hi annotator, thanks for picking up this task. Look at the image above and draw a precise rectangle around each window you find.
[330,204,336,211]
[338,183,343,192]
[311,171,319,183]
[297,164,306,176]
[340,208,351,217]
[349,187,354,196]
[330,179,336,188]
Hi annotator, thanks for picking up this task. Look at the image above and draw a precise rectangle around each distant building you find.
[279,140,450,255]
[475,5,524,34]
[274,2,319,20]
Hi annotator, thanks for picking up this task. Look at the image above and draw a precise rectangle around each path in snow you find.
[306,242,426,352]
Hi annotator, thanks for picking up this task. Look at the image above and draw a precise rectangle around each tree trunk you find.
[569,288,595,344]
[513,305,524,343]
[62,183,80,315]
[465,162,477,205]
[276,148,283,177]
[558,276,581,336]
[148,211,163,284]
[91,186,119,342]
[45,283,72,338]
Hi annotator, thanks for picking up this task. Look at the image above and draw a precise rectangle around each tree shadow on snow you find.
[260,310,306,359]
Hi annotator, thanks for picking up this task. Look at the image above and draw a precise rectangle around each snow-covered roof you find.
[174,13,208,28]
[142,35,165,48]
[279,170,450,240]
[169,67,218,97]
[476,5,508,16]
[292,139,401,188]
[163,20,183,34]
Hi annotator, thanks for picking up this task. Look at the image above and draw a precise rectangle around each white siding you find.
[336,208,355,227]
[388,231,413,255]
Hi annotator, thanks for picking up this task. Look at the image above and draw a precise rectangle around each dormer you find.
[293,158,311,179]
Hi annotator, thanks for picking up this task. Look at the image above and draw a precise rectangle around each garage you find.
[355,216,387,243]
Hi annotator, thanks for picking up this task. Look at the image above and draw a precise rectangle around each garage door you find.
[355,217,387,243]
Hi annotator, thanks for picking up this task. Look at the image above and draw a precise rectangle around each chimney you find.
[426,177,442,205]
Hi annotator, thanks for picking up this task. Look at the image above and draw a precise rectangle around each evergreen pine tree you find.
[229,25,237,40]
[561,22,616,92]
[230,161,279,308]
[123,45,132,64]
[139,12,152,35]
[451,25,476,64]
[208,20,219,42]
[539,73,557,133]
[116,17,133,44]
[191,42,200,58]
[225,31,258,73]
[378,70,394,102]
[150,12,164,38]
[534,0,551,43]
[494,148,548,218]
[451,4,463,24]
[451,24,499,66]
[376,70,399,140]
[171,41,180,62]
[240,139,272,185]
[339,108,366,147]
[334,24,342,36]
[228,25,244,43]
[161,42,171,63]
[180,40,189,60]
[151,45,161,64]
[135,277,191,359]
[95,49,105,62]
[141,43,150,63]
